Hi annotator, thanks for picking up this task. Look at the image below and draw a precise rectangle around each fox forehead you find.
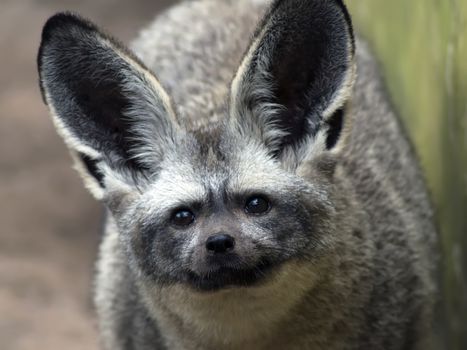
[135,137,300,216]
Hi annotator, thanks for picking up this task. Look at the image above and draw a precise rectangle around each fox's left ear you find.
[229,0,355,168]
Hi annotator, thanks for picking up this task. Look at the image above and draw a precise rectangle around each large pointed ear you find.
[229,0,355,168]
[38,13,179,199]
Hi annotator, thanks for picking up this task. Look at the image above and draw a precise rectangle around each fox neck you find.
[138,262,325,349]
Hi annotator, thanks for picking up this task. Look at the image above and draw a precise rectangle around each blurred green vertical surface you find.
[347,1,467,348]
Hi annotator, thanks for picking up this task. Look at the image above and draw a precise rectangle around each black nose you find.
[205,234,235,254]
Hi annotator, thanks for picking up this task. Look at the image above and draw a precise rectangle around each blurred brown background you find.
[0,1,171,349]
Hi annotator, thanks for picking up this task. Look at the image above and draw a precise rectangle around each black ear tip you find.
[37,12,97,102]
[41,12,96,43]
[266,0,355,55]
[312,0,355,55]
[39,12,96,62]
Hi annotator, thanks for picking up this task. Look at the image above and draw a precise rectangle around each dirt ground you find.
[0,1,172,349]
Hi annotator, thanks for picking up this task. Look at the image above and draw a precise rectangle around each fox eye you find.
[245,196,270,215]
[171,209,195,227]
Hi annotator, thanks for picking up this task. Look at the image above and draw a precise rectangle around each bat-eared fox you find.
[37,0,438,349]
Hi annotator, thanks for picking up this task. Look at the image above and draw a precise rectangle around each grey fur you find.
[38,0,438,349]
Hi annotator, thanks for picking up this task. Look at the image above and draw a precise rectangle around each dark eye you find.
[244,196,270,215]
[171,208,195,227]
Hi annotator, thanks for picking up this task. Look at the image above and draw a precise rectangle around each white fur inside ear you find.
[100,163,138,198]
[99,36,180,172]
[45,94,105,199]
[322,54,357,121]
[71,152,139,201]
[45,95,101,159]
[229,23,289,153]
[45,92,138,201]
[279,133,326,173]
[70,151,105,200]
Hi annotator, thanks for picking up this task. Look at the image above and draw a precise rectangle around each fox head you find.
[38,0,355,292]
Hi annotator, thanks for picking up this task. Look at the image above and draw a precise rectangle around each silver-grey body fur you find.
[38,0,438,349]
[98,0,437,349]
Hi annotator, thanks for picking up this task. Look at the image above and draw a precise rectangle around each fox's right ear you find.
[38,13,179,199]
